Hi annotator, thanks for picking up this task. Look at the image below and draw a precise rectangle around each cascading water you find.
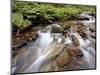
[13,28,54,73]
[74,13,95,69]
[79,12,95,24]
[13,12,96,73]
[24,30,54,72]
[72,29,95,69]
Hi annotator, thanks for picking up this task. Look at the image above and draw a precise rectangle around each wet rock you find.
[63,46,84,70]
[68,47,80,56]
[75,50,84,58]
[68,47,83,58]
[77,26,87,38]
[89,25,96,32]
[51,25,62,33]
[12,33,38,51]
[39,45,72,71]
[38,44,67,71]
[90,32,96,39]
[63,59,83,70]
[55,49,71,67]
[71,35,80,46]
[44,46,84,71]
[79,31,87,38]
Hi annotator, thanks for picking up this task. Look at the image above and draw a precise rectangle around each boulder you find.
[51,26,62,33]
[56,49,71,67]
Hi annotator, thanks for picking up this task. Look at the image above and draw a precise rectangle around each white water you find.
[71,13,95,69]
[24,48,53,72]
[24,28,95,72]
[37,30,53,51]
[72,32,95,69]
[79,12,95,24]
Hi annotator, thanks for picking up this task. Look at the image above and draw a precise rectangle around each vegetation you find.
[12,0,96,35]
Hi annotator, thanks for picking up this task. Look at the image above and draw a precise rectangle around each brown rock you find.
[90,32,96,39]
[71,35,80,46]
[68,47,83,58]
[77,25,88,38]
[56,49,71,67]
[68,47,79,56]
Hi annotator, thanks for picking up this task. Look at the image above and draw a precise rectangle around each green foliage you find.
[12,13,23,27]
[12,1,96,31]
[12,13,31,30]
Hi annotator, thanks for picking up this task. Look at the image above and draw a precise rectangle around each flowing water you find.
[72,12,96,69]
[12,13,96,73]
[72,32,95,69]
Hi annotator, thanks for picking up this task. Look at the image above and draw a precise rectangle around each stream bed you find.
[12,12,96,74]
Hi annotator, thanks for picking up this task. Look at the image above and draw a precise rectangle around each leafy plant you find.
[12,0,96,35]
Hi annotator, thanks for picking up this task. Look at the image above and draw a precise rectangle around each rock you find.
[77,26,87,38]
[75,50,83,58]
[51,25,62,33]
[12,33,38,51]
[89,26,96,32]
[79,31,87,38]
[56,49,71,67]
[90,32,96,39]
[68,47,79,56]
[47,46,84,71]
[53,47,71,67]
[71,35,80,46]
[68,47,83,58]
[63,26,71,31]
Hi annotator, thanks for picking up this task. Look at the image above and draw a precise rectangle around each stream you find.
[12,12,96,73]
